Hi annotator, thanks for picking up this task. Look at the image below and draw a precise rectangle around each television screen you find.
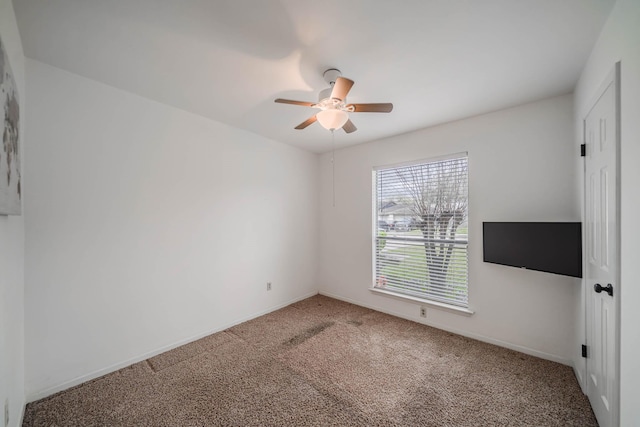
[483,222,582,278]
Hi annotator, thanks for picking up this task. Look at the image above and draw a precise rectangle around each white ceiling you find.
[13,0,614,153]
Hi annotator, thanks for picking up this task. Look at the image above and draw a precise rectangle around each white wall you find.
[0,0,25,425]
[23,60,319,400]
[573,0,640,424]
[319,94,580,363]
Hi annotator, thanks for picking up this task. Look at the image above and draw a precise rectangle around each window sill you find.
[369,287,475,316]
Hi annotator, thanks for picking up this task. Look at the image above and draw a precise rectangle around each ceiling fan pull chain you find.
[332,129,335,208]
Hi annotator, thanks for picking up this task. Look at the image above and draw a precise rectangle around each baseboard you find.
[15,401,25,427]
[573,361,587,394]
[319,291,573,366]
[26,291,318,403]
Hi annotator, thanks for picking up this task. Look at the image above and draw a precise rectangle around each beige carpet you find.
[23,295,597,426]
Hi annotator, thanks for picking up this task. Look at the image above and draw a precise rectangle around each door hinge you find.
[580,144,586,157]
[582,344,587,358]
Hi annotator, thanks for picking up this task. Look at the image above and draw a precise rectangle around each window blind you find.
[374,155,469,307]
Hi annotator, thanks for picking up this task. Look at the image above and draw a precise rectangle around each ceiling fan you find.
[274,69,393,134]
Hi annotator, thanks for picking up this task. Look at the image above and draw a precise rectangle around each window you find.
[373,154,469,308]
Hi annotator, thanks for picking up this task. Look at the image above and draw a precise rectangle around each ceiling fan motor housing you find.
[318,87,333,102]
[319,69,342,102]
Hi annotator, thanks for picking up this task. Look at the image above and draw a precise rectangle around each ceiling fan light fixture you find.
[316,109,349,130]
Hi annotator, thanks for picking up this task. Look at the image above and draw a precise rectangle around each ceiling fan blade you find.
[275,98,316,107]
[342,119,357,134]
[295,115,317,130]
[347,103,394,113]
[330,77,354,101]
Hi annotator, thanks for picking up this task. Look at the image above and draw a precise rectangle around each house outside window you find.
[373,153,469,308]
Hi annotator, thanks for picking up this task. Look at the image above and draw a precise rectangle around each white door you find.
[584,63,620,427]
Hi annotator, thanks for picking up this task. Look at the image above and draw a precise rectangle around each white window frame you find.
[371,153,473,315]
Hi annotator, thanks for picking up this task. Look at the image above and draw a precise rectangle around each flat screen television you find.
[483,222,582,278]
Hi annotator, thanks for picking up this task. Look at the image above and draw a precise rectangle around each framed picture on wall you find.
[0,34,22,215]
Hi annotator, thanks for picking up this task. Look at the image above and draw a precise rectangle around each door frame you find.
[582,61,621,427]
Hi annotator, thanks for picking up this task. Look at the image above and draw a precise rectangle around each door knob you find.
[594,283,614,297]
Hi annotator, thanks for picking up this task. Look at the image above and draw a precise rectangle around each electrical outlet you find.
[420,306,427,318]
[4,398,9,427]
[267,282,272,291]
